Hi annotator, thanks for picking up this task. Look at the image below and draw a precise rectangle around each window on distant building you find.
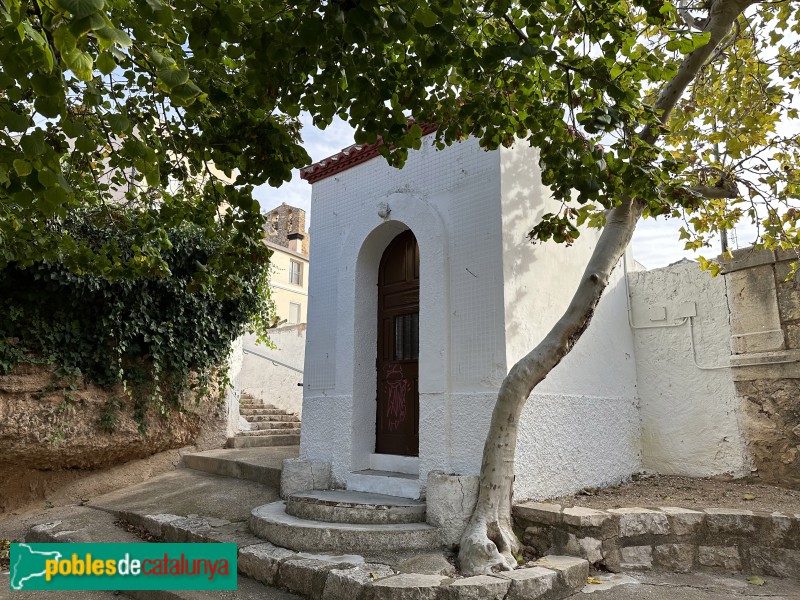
[289,302,301,324]
[289,260,303,286]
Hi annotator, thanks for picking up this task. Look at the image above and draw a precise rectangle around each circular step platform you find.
[249,501,440,554]
[286,490,426,525]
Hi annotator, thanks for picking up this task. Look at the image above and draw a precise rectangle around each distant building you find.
[264,203,309,326]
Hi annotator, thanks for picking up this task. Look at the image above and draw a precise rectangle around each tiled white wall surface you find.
[305,136,507,393]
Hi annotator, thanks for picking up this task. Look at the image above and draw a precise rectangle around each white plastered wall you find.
[301,134,641,498]
[301,136,504,487]
[628,260,748,477]
[501,142,640,500]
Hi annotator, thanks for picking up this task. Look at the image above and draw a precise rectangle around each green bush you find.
[0,207,273,430]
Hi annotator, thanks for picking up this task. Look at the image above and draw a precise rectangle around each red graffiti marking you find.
[384,363,407,431]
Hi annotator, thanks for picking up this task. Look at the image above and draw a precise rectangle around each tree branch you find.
[678,0,709,30]
[642,0,757,143]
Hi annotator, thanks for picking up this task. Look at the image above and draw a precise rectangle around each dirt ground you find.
[547,474,800,514]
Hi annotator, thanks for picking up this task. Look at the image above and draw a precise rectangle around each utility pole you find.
[712,121,729,254]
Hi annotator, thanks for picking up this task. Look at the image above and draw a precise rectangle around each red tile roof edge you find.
[299,124,439,184]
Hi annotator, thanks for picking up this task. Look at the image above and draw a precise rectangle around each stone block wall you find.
[724,248,800,488]
[514,502,800,579]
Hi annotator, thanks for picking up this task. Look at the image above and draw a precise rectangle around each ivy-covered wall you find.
[0,208,273,510]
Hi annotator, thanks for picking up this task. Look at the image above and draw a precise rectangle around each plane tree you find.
[2,0,798,575]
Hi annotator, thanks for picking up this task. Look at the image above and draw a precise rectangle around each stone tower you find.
[264,203,309,256]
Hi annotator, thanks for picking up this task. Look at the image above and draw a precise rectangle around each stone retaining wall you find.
[723,248,800,488]
[514,502,800,579]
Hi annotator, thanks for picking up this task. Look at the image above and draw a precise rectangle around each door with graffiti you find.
[376,230,419,456]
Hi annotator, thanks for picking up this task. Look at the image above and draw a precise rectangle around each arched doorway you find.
[375,230,419,456]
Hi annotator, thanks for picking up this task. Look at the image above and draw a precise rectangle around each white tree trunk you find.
[458,198,643,574]
[457,0,753,575]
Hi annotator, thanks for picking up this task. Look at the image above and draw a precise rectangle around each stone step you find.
[238,428,301,437]
[249,421,301,430]
[240,408,289,416]
[346,469,422,500]
[239,402,280,409]
[182,446,299,487]
[123,575,299,600]
[286,490,426,525]
[21,504,300,600]
[245,414,300,423]
[227,434,301,448]
[249,501,441,554]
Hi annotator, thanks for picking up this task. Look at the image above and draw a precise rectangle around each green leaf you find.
[416,8,438,28]
[170,81,202,102]
[41,185,70,215]
[55,0,104,19]
[69,12,105,37]
[156,68,189,90]
[20,130,46,157]
[76,135,96,152]
[107,113,130,133]
[34,95,64,118]
[94,26,132,48]
[31,74,63,97]
[13,159,33,177]
[37,169,59,187]
[62,47,94,81]
[96,51,116,75]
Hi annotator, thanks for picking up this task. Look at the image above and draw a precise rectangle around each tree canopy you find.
[2,0,798,282]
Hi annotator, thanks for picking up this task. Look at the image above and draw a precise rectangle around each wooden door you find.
[376,230,419,456]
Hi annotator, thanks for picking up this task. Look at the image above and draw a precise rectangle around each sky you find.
[253,115,754,270]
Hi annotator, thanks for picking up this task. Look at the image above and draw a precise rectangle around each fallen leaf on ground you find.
[587,576,604,585]
[747,576,766,586]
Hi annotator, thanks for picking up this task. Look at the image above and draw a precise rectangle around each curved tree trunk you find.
[458,198,644,574]
[457,0,753,575]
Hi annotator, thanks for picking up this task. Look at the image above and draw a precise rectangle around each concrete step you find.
[249,501,441,554]
[286,490,426,525]
[227,434,301,448]
[183,446,299,487]
[88,468,280,524]
[245,414,300,423]
[249,421,301,430]
[346,469,422,500]
[240,408,289,416]
[238,428,301,437]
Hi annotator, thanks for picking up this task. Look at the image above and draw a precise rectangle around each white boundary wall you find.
[240,326,305,415]
[628,260,748,477]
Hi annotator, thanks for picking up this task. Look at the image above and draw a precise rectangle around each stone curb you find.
[27,506,588,600]
[238,546,587,600]
[514,502,800,579]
